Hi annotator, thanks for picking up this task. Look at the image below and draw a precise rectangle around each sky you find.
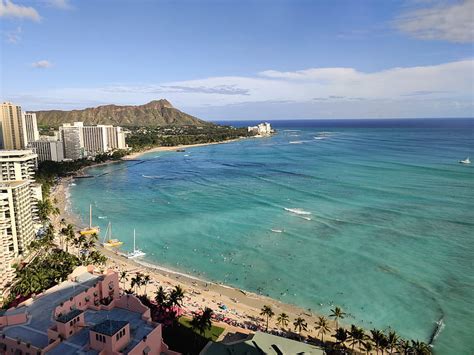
[0,0,473,120]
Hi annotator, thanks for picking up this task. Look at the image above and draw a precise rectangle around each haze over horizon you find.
[1,0,473,120]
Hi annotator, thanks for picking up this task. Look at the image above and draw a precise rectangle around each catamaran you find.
[126,229,146,258]
[80,204,100,236]
[102,222,123,248]
[459,157,471,164]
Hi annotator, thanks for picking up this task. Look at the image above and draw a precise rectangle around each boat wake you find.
[284,208,312,215]
[429,318,445,345]
[142,175,164,179]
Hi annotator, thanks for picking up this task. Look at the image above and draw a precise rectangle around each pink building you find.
[0,266,179,355]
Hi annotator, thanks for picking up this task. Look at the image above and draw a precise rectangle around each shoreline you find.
[51,175,342,345]
[122,137,245,161]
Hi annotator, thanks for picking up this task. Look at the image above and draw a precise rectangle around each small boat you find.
[459,157,470,164]
[80,205,100,236]
[102,222,123,248]
[126,229,146,258]
[176,149,186,152]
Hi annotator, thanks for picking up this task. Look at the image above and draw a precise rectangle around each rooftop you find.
[91,320,128,336]
[56,309,84,323]
[0,150,36,157]
[202,331,324,355]
[2,273,101,348]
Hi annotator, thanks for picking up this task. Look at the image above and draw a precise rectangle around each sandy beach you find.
[122,138,244,160]
[49,141,341,345]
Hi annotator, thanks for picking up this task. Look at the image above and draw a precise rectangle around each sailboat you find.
[459,157,471,164]
[102,222,123,248]
[126,229,146,258]
[80,205,100,236]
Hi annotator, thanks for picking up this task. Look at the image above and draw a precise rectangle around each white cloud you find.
[31,60,53,68]
[395,0,474,43]
[8,60,474,118]
[0,0,41,22]
[45,0,73,10]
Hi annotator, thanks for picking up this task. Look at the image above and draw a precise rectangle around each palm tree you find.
[62,224,75,253]
[190,307,214,336]
[387,330,399,354]
[142,274,151,295]
[293,317,307,340]
[329,306,346,329]
[397,339,411,355]
[260,305,275,332]
[169,285,185,308]
[155,286,168,306]
[371,329,384,355]
[361,341,374,355]
[334,327,348,349]
[314,316,331,343]
[410,340,432,355]
[130,274,142,294]
[276,312,289,330]
[348,324,366,351]
[119,271,128,289]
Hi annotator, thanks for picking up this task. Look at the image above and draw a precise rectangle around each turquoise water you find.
[70,119,474,354]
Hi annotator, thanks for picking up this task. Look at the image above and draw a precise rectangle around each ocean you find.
[70,118,474,354]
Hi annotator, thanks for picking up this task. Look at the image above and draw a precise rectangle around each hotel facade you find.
[0,266,179,355]
[0,150,40,297]
[0,102,27,150]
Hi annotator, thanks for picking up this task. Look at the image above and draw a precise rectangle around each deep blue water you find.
[71,118,474,354]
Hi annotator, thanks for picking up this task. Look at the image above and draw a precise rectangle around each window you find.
[96,334,99,341]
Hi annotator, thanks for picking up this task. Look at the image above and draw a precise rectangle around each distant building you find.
[59,122,127,160]
[60,122,83,160]
[82,125,108,155]
[0,181,36,292]
[22,112,40,144]
[39,131,61,142]
[0,266,178,355]
[201,331,324,355]
[29,140,65,162]
[105,125,127,150]
[0,102,27,150]
[248,122,273,136]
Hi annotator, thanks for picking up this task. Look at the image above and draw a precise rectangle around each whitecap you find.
[289,141,304,144]
[271,229,283,233]
[98,216,107,219]
[284,208,312,215]
[142,175,164,179]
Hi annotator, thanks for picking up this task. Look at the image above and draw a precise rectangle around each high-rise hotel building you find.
[22,112,40,144]
[0,150,39,297]
[0,102,27,150]
[59,122,127,159]
[60,122,84,160]
[0,103,40,150]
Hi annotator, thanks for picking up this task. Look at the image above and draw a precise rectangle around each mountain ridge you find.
[34,99,210,127]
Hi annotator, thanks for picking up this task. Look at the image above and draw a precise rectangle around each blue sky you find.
[1,0,473,120]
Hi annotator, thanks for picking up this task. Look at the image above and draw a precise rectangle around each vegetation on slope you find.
[35,99,211,127]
